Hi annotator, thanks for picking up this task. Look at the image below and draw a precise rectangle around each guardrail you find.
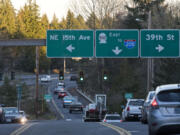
[75,88,94,103]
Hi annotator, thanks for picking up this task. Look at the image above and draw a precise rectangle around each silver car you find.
[148,84,180,135]
[141,91,155,124]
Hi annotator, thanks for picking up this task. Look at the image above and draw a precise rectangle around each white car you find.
[41,75,51,82]
[103,114,121,123]
[122,99,144,121]
[54,86,64,94]
[57,82,65,87]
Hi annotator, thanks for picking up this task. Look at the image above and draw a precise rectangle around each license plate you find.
[6,119,12,122]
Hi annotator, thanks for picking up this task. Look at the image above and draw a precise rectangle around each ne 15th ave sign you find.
[141,30,179,58]
[47,30,94,58]
[96,30,139,58]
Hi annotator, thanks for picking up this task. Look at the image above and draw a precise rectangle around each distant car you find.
[141,91,155,124]
[70,76,77,81]
[41,75,51,82]
[54,86,64,94]
[19,110,28,124]
[0,107,5,123]
[4,107,24,123]
[103,114,121,123]
[122,99,144,121]
[58,91,67,99]
[57,82,65,87]
[69,102,83,113]
[63,96,76,108]
[148,84,180,135]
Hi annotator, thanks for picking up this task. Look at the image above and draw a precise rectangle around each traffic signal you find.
[79,71,84,81]
[59,70,64,80]
[11,71,15,80]
[103,71,108,81]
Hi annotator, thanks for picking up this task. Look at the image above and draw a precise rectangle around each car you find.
[58,91,67,98]
[57,82,65,87]
[54,86,64,94]
[4,107,24,123]
[122,99,144,121]
[103,114,121,123]
[0,107,5,123]
[19,110,28,124]
[41,75,51,82]
[148,84,180,135]
[63,96,76,108]
[69,102,83,113]
[141,91,155,124]
[70,76,77,81]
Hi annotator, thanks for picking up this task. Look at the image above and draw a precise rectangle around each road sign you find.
[96,30,139,57]
[141,30,179,57]
[44,94,52,100]
[47,30,94,58]
[125,93,133,99]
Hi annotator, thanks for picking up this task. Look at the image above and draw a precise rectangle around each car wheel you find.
[63,105,65,108]
[69,110,72,113]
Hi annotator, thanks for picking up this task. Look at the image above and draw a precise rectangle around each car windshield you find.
[105,116,121,120]
[158,89,180,102]
[4,108,18,114]
[129,100,144,106]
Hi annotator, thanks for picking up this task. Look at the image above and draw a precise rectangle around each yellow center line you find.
[10,123,36,135]
[100,122,131,135]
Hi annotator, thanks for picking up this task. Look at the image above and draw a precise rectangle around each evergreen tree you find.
[66,10,81,29]
[50,14,59,29]
[76,15,88,29]
[86,12,101,29]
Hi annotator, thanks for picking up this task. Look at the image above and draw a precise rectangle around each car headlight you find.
[20,117,27,124]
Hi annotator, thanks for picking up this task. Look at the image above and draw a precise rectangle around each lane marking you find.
[100,122,131,135]
[48,86,65,119]
[10,123,36,135]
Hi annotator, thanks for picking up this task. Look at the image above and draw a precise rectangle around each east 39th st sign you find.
[46,29,180,58]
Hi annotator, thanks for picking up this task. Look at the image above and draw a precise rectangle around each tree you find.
[66,10,81,29]
[76,15,88,29]
[50,14,59,29]
[86,12,100,29]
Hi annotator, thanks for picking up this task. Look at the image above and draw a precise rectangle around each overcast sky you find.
[11,0,71,21]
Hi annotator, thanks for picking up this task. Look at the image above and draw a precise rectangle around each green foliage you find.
[0,76,17,106]
[86,12,101,29]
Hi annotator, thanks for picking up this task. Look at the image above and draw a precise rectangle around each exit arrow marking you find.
[112,46,122,55]
[66,44,75,52]
[155,44,164,53]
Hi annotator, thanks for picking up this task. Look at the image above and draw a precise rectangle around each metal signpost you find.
[141,30,179,58]
[16,84,22,111]
[96,30,139,58]
[46,30,94,58]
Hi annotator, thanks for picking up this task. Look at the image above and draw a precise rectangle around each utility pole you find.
[64,58,66,74]
[147,11,154,92]
[35,46,39,119]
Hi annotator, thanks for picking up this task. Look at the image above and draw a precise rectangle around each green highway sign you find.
[96,30,139,57]
[44,94,52,100]
[125,93,133,99]
[141,30,179,58]
[47,30,94,58]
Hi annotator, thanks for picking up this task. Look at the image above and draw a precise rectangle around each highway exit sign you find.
[141,30,179,58]
[96,30,139,57]
[47,30,94,58]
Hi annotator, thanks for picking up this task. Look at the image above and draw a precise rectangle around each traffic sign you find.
[125,93,133,99]
[96,30,139,57]
[16,84,22,100]
[141,30,179,57]
[47,30,94,58]
[44,94,52,100]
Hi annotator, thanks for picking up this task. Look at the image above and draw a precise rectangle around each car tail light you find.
[127,106,130,111]
[151,98,159,109]
[104,119,106,122]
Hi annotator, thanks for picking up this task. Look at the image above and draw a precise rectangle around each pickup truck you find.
[122,99,144,121]
[69,102,83,113]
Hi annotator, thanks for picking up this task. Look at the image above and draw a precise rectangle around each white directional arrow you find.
[66,44,75,52]
[112,46,122,55]
[155,44,164,53]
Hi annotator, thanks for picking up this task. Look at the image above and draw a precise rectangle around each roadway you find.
[0,73,150,135]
